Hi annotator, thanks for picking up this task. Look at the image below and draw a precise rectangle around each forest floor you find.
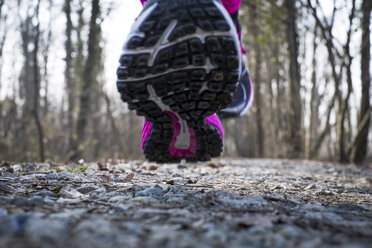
[0,159,371,248]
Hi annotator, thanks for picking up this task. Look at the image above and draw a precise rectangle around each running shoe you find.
[218,64,253,118]
[116,0,241,163]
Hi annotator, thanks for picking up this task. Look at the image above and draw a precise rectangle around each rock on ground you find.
[0,159,371,248]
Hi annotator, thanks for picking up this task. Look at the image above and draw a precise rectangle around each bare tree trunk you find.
[272,38,286,158]
[306,26,320,159]
[42,29,51,116]
[72,0,100,159]
[285,0,302,158]
[103,92,125,155]
[64,0,74,152]
[41,0,52,116]
[251,0,264,157]
[32,0,45,161]
[336,0,356,162]
[351,0,371,163]
[310,95,336,158]
[264,50,276,157]
[234,117,249,157]
[0,0,6,95]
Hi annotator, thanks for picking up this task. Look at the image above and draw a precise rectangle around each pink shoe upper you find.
[141,114,224,157]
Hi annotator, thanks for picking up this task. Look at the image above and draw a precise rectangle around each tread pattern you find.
[144,122,223,163]
[116,0,240,162]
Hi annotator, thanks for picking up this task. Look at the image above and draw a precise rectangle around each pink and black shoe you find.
[116,0,241,162]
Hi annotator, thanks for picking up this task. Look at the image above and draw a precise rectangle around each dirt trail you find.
[0,159,371,248]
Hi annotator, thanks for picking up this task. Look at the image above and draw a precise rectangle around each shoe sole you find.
[116,0,241,162]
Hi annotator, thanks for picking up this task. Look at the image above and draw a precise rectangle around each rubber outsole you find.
[116,0,241,162]
[143,117,223,163]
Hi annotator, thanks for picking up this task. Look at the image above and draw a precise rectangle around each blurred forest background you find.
[0,0,371,163]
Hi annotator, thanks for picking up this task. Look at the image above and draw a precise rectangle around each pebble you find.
[177,164,188,169]
[44,196,55,204]
[76,185,100,194]
[166,196,186,205]
[49,209,86,219]
[11,196,28,206]
[135,184,165,197]
[44,173,58,180]
[1,172,17,178]
[57,198,81,204]
[108,195,130,203]
[27,196,45,207]
[34,189,57,197]
[24,163,36,172]
[58,171,76,180]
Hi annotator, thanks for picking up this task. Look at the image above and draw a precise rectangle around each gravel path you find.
[0,159,371,248]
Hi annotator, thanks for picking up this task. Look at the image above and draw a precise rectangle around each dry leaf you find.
[98,175,111,183]
[97,162,108,171]
[166,179,175,185]
[124,173,134,182]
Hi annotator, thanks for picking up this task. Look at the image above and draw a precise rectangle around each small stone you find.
[2,172,17,178]
[177,164,188,169]
[114,204,131,212]
[12,164,23,172]
[135,185,165,197]
[11,196,28,206]
[57,198,81,204]
[27,196,45,207]
[279,224,304,239]
[120,222,144,235]
[108,195,129,203]
[305,183,316,190]
[34,189,57,197]
[49,208,86,219]
[166,196,186,205]
[58,171,76,179]
[44,173,58,180]
[76,185,100,194]
[43,196,55,204]
[24,163,36,172]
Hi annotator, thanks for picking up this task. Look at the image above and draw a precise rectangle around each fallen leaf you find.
[149,165,158,171]
[97,162,108,171]
[208,162,218,168]
[166,179,175,185]
[98,175,111,183]
[124,173,134,182]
